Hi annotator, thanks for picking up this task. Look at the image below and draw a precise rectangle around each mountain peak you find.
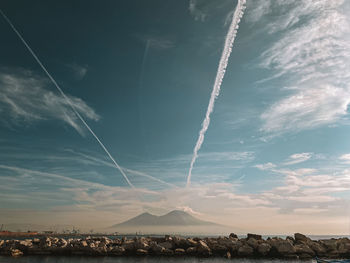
[112,210,218,228]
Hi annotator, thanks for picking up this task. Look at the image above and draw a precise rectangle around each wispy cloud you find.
[0,69,99,135]
[249,0,350,135]
[66,63,88,80]
[339,154,350,164]
[283,152,313,165]
[189,0,207,21]
[254,162,276,171]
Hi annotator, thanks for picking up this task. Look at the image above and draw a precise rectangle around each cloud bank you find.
[248,0,350,135]
[0,69,99,135]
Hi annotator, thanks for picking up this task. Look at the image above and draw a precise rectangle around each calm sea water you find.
[0,257,315,263]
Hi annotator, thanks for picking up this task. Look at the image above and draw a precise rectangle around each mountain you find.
[111,210,219,228]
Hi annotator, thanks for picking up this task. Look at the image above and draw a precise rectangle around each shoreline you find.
[1,233,349,259]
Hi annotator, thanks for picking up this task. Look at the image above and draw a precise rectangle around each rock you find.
[337,239,350,255]
[307,241,327,256]
[173,236,190,249]
[238,244,254,256]
[110,246,125,256]
[210,243,227,254]
[224,251,231,259]
[295,244,315,256]
[257,243,271,256]
[122,240,135,251]
[247,238,259,249]
[268,239,296,255]
[229,233,238,239]
[80,241,88,247]
[161,248,174,256]
[247,233,262,240]
[150,242,165,255]
[175,248,185,255]
[186,246,197,255]
[135,238,149,250]
[321,239,338,252]
[197,240,212,257]
[136,249,148,256]
[11,249,23,257]
[158,241,173,250]
[187,238,198,247]
[294,233,309,243]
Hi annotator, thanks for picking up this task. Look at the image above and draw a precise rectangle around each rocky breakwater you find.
[1,233,350,259]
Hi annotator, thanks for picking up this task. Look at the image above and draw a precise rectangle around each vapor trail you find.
[186,0,246,187]
[0,9,135,188]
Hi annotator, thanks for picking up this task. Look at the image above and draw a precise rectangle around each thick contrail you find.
[0,9,135,188]
[187,0,246,187]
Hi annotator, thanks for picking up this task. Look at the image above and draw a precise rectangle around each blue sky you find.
[1,0,350,234]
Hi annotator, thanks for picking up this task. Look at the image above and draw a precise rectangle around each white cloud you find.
[283,152,313,165]
[0,69,99,135]
[339,154,350,164]
[250,0,350,134]
[254,162,276,170]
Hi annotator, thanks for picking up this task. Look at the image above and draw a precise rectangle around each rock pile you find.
[0,233,349,259]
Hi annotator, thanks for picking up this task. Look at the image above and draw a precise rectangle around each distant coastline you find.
[1,232,350,259]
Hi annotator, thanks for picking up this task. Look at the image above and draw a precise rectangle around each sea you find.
[0,257,315,263]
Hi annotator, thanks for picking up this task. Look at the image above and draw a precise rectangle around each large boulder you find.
[295,244,315,257]
[11,249,23,257]
[229,233,238,239]
[110,246,125,256]
[186,246,197,255]
[307,241,327,256]
[197,240,212,257]
[247,238,259,249]
[158,241,173,250]
[150,242,165,255]
[294,233,309,243]
[268,238,296,256]
[122,240,135,252]
[257,242,271,256]
[238,244,254,256]
[247,233,262,240]
[337,239,350,256]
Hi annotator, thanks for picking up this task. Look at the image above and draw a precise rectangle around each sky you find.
[0,0,350,235]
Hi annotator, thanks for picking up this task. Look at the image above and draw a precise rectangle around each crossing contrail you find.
[0,8,135,188]
[187,0,246,187]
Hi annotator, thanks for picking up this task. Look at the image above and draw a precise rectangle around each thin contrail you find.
[0,9,135,189]
[187,0,246,187]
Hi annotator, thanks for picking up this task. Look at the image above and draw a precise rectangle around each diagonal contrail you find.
[187,0,246,187]
[0,8,135,188]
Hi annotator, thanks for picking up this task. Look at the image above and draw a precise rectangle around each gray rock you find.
[197,240,212,257]
[247,238,259,249]
[11,249,23,257]
[247,233,262,240]
[294,233,309,243]
[257,242,271,256]
[186,246,197,255]
[238,244,254,256]
[229,233,238,239]
[158,241,173,250]
[110,246,125,256]
[150,242,165,254]
[295,244,315,256]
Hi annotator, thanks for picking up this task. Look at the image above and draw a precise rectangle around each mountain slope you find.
[112,210,218,227]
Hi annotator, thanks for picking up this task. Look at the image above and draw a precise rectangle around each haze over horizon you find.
[1,0,350,235]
